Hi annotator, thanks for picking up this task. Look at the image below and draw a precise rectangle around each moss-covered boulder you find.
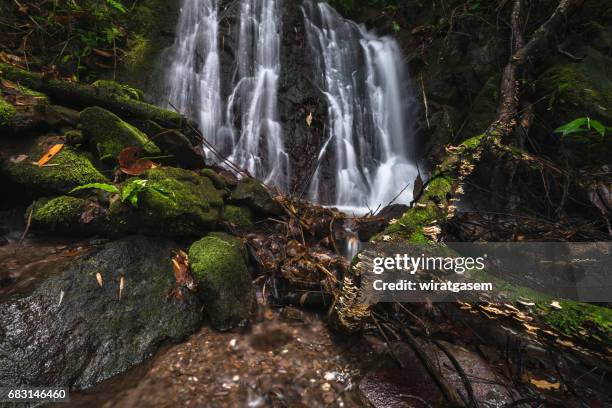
[91,80,143,101]
[80,106,160,162]
[30,196,106,235]
[188,232,254,330]
[229,177,283,216]
[538,51,612,125]
[110,167,224,236]
[1,138,108,196]
[0,96,17,130]
[223,204,254,227]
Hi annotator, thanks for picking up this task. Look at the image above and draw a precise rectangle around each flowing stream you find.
[164,0,417,212]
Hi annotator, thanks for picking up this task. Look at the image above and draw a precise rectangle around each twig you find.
[420,73,430,129]
[18,200,35,247]
[400,327,465,407]
[432,339,479,408]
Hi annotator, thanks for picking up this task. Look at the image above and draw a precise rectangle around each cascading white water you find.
[303,1,418,215]
[221,0,290,191]
[165,0,289,191]
[164,0,222,152]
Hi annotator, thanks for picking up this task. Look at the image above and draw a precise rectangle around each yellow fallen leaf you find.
[550,301,562,310]
[38,143,64,167]
[530,378,560,390]
[96,272,103,287]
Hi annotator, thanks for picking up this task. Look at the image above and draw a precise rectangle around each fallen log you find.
[0,63,187,130]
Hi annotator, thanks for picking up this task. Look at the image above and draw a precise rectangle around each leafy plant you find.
[120,179,174,208]
[554,117,611,138]
[70,182,120,194]
[106,0,127,14]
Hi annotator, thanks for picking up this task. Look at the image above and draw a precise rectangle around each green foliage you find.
[4,0,133,81]
[70,182,119,194]
[120,179,174,208]
[554,117,611,138]
[106,0,128,14]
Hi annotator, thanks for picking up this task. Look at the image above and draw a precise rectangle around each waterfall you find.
[223,0,290,191]
[164,0,222,152]
[303,1,418,215]
[163,0,417,212]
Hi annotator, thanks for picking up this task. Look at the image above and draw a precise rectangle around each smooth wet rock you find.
[188,232,254,330]
[153,129,205,169]
[0,136,108,196]
[0,236,202,390]
[229,177,283,216]
[80,106,160,162]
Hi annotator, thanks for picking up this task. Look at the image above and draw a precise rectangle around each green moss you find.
[223,205,254,227]
[30,196,88,232]
[114,167,223,236]
[92,80,143,101]
[230,177,283,216]
[469,269,612,346]
[65,130,84,146]
[188,233,254,330]
[0,96,17,128]
[460,134,485,149]
[1,141,108,195]
[200,168,227,189]
[539,60,612,124]
[80,106,160,161]
[123,34,151,72]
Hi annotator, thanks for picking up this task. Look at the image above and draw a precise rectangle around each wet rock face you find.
[229,177,283,216]
[0,236,202,390]
[80,106,160,163]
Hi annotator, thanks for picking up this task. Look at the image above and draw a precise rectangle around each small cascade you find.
[303,1,418,215]
[222,0,290,191]
[164,0,222,151]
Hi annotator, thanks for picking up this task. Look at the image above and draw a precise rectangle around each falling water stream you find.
[164,0,417,213]
[303,1,418,215]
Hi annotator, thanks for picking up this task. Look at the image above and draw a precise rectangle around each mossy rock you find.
[0,96,17,129]
[538,51,612,125]
[200,168,227,190]
[92,80,144,101]
[0,139,108,196]
[229,178,283,216]
[80,106,160,162]
[30,196,106,235]
[188,233,254,330]
[64,130,84,146]
[223,205,254,227]
[111,167,224,236]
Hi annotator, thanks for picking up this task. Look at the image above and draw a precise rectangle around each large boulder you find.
[109,167,225,236]
[188,232,255,330]
[0,236,202,390]
[229,177,283,216]
[30,196,107,236]
[0,136,108,196]
[80,106,160,162]
[537,50,612,125]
